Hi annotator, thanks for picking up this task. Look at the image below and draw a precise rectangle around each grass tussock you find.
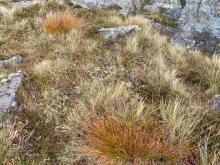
[133,55,186,101]
[42,9,84,34]
[59,82,205,164]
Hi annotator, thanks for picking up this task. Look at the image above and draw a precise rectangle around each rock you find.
[150,0,180,5]
[0,55,23,69]
[10,0,36,9]
[144,2,163,13]
[99,25,140,39]
[150,21,176,36]
[170,0,220,53]
[68,0,142,11]
[144,2,182,20]
[212,95,220,111]
[118,8,130,16]
[0,71,23,117]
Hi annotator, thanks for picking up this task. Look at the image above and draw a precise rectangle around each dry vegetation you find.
[0,1,220,165]
[42,9,84,34]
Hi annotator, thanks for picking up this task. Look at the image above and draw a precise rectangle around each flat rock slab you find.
[99,25,140,39]
[0,71,23,117]
[0,55,23,69]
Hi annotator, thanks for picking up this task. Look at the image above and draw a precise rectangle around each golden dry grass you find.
[42,9,84,34]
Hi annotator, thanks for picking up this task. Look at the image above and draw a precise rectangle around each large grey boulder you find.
[99,25,140,39]
[0,71,23,117]
[68,0,143,11]
[170,0,220,53]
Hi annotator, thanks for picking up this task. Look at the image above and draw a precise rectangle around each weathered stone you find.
[99,25,140,39]
[212,95,220,111]
[144,2,182,20]
[0,71,23,117]
[170,0,220,53]
[68,0,142,11]
[0,55,23,69]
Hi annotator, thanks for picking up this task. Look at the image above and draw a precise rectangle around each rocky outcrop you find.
[68,0,142,11]
[99,25,140,39]
[144,3,182,20]
[0,55,23,69]
[170,0,220,53]
[0,71,23,117]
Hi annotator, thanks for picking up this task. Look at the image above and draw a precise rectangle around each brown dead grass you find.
[42,9,84,34]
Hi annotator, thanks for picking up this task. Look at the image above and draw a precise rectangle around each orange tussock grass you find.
[82,114,186,164]
[42,10,84,34]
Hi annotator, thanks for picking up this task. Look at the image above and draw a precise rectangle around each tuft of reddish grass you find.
[82,114,185,164]
[42,9,84,34]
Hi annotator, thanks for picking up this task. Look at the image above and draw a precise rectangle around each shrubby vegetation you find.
[0,0,220,164]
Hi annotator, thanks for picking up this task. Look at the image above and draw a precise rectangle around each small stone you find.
[212,95,220,111]
[1,79,8,83]
[99,25,140,39]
